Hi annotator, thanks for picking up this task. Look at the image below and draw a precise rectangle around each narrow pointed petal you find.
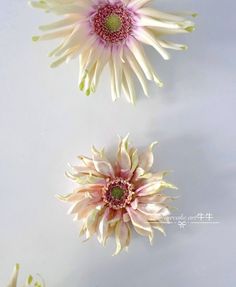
[117,134,132,175]
[93,160,115,178]
[127,207,153,239]
[135,28,170,60]
[138,7,187,22]
[98,208,111,246]
[139,141,158,173]
[7,264,19,287]
[39,15,80,31]
[113,221,130,255]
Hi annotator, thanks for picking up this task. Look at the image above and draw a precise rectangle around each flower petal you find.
[117,134,132,175]
[136,181,162,196]
[85,209,100,240]
[126,207,153,241]
[7,264,19,287]
[93,160,115,178]
[113,221,131,255]
[138,141,158,173]
[139,204,171,221]
[98,208,112,246]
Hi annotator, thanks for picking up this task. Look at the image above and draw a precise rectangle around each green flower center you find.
[104,14,122,33]
[111,186,125,199]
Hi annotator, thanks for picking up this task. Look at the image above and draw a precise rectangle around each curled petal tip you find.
[27,275,33,285]
[185,26,196,32]
[55,194,67,201]
[32,35,40,42]
[151,141,158,148]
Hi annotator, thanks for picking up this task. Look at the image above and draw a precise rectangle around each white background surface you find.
[1,0,235,286]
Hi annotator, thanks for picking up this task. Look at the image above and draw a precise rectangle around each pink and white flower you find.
[30,0,196,103]
[59,135,177,255]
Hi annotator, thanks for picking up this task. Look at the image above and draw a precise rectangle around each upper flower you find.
[59,135,177,255]
[30,0,196,103]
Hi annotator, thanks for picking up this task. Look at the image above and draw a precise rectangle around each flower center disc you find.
[111,186,125,199]
[102,178,134,210]
[105,14,122,33]
[92,3,134,43]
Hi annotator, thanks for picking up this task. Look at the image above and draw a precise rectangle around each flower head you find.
[59,135,177,255]
[7,264,44,287]
[30,0,196,103]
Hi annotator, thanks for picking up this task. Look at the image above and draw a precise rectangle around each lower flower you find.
[7,264,44,287]
[59,135,177,255]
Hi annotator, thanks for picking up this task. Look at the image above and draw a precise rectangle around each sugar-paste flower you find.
[59,135,177,255]
[7,264,44,287]
[30,0,196,103]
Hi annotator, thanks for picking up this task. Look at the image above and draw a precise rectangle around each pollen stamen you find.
[105,14,122,33]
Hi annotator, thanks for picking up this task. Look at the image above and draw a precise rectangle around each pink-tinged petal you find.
[117,134,131,176]
[79,222,86,237]
[127,148,139,180]
[113,221,131,255]
[150,222,166,236]
[123,212,131,222]
[69,198,104,220]
[68,198,91,214]
[66,166,96,177]
[128,0,152,9]
[158,207,171,218]
[137,203,164,214]
[73,184,104,193]
[91,146,107,161]
[85,209,100,240]
[88,190,102,201]
[56,192,84,202]
[138,194,170,204]
[136,181,162,196]
[131,166,146,181]
[138,203,171,221]
[136,180,177,196]
[126,207,153,241]
[108,209,122,226]
[57,184,103,202]
[93,160,115,178]
[138,141,158,173]
[131,198,138,209]
[140,171,170,183]
[78,156,95,169]
[98,208,111,246]
[65,166,106,184]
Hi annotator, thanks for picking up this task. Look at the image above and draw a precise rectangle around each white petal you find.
[135,28,170,60]
[7,264,19,287]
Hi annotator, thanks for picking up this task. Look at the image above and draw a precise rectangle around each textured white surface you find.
[0,0,235,286]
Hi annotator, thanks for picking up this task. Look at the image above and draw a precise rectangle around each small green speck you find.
[105,14,122,33]
[85,88,91,96]
[111,187,125,200]
[27,275,33,284]
[32,36,40,42]
[79,81,85,91]
[185,26,195,32]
